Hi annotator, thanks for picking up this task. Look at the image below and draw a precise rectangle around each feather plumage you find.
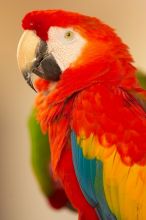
[19,9,146,220]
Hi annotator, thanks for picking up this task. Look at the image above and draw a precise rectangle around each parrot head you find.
[17,9,137,95]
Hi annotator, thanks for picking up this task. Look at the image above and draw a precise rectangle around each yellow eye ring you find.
[64,31,75,40]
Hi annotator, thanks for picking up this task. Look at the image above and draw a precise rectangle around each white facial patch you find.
[47,27,87,71]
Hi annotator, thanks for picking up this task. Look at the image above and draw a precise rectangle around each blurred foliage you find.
[136,70,146,89]
[28,109,53,196]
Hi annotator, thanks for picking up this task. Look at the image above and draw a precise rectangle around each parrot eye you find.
[64,31,75,41]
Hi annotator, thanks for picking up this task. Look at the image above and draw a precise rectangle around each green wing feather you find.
[28,108,53,196]
[28,108,75,211]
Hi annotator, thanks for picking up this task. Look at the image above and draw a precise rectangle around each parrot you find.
[17,9,146,220]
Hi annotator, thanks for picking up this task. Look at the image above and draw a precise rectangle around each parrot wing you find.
[28,108,73,210]
[71,82,146,220]
[28,108,53,196]
[71,131,116,220]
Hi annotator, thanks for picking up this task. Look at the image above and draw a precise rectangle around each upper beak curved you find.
[17,30,61,91]
[17,30,40,91]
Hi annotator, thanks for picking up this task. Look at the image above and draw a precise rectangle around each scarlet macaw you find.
[17,10,146,220]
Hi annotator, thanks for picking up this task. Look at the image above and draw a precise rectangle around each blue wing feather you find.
[71,131,116,220]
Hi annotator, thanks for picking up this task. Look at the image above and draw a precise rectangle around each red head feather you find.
[22,10,137,90]
[22,10,115,41]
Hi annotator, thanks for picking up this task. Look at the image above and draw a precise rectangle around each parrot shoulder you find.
[71,83,146,165]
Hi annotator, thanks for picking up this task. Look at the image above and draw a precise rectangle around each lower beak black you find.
[22,52,62,91]
[32,53,62,81]
[17,31,62,92]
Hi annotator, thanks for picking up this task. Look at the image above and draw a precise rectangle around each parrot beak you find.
[17,30,61,91]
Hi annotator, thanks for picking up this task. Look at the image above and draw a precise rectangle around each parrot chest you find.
[47,98,74,175]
